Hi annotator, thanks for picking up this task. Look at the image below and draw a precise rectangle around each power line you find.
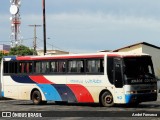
[36,37,66,51]
[21,37,35,41]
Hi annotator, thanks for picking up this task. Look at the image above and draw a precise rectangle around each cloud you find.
[1,0,160,53]
[0,15,12,41]
[39,12,160,30]
[2,11,160,52]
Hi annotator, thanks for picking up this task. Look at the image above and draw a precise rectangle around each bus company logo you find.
[1,112,42,118]
[2,112,11,117]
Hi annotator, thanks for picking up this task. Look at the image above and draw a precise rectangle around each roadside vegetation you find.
[0,45,34,61]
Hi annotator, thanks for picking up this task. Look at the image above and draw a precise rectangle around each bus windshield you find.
[123,56,155,81]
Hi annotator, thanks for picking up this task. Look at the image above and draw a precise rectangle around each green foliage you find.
[9,45,34,56]
[0,45,34,61]
[0,52,8,61]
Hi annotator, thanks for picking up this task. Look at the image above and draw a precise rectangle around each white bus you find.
[0,52,157,106]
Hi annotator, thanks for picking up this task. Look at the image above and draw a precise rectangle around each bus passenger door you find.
[114,58,123,88]
[113,58,124,103]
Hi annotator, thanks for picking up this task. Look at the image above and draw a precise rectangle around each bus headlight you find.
[152,90,157,92]
[126,91,137,94]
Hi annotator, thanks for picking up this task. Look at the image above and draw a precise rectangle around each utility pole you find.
[43,0,47,55]
[29,25,41,55]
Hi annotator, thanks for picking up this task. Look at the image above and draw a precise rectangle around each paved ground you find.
[0,94,159,119]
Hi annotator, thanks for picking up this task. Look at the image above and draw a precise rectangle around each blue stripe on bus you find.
[11,75,36,83]
[125,94,132,103]
[1,91,4,97]
[37,84,62,101]
[10,75,77,102]
[52,84,77,102]
[3,56,16,61]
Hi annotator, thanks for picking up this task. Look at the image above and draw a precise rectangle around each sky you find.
[1,0,160,53]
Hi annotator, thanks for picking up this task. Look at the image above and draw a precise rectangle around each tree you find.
[9,45,34,56]
[0,52,8,61]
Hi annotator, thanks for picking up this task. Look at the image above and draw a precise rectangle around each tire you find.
[32,90,43,105]
[100,91,114,107]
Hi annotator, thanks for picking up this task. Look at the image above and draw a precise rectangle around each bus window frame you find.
[3,57,104,75]
[18,61,33,75]
[85,58,104,75]
[50,60,67,74]
[3,61,18,75]
[67,59,85,75]
[3,61,9,74]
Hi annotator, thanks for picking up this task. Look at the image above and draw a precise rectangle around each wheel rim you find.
[105,95,112,104]
[33,94,40,103]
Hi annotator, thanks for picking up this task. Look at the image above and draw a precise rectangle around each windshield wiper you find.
[144,73,155,78]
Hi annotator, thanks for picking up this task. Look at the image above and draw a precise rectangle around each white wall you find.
[117,44,142,53]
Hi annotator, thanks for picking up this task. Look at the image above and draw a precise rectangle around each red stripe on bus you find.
[107,54,121,57]
[17,55,104,61]
[67,84,94,102]
[17,56,32,60]
[29,75,53,84]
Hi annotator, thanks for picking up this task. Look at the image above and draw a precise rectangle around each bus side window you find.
[80,61,84,72]
[34,62,41,73]
[68,60,84,73]
[9,62,14,73]
[86,59,103,73]
[19,62,24,73]
[51,61,66,73]
[26,62,33,73]
[4,62,9,74]
[58,61,66,73]
[19,63,22,73]
[21,63,27,73]
[4,62,18,74]
[14,62,18,73]
[29,62,33,73]
[50,61,57,72]
[26,63,29,73]
[41,61,50,73]
[100,59,104,72]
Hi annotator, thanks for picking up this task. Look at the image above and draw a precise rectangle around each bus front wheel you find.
[32,90,44,105]
[100,91,114,107]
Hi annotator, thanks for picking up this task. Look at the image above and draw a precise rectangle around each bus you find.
[0,52,157,106]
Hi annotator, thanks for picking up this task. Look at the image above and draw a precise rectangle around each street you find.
[0,94,159,119]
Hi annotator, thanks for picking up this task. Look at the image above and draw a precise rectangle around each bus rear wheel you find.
[32,90,44,105]
[100,91,114,107]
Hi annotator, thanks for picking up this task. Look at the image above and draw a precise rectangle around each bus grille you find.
[137,90,151,93]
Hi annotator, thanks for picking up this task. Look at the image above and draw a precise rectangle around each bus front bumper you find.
[125,93,157,104]
[1,91,4,97]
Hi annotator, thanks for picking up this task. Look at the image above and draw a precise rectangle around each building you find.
[37,50,69,56]
[0,44,11,54]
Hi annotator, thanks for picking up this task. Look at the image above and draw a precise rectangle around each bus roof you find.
[3,52,149,61]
